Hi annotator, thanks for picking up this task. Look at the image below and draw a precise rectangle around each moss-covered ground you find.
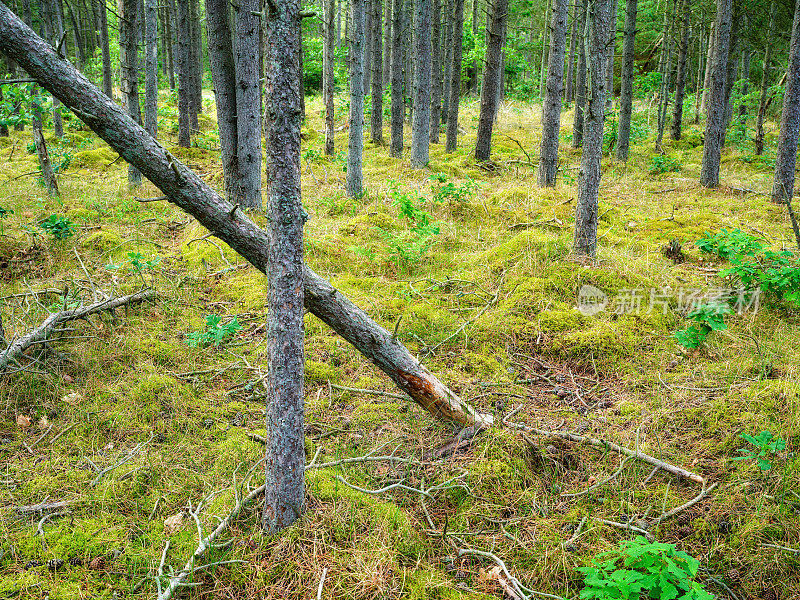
[0,94,798,599]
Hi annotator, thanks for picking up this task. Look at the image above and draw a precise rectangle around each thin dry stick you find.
[649,482,718,528]
[328,383,408,400]
[561,455,634,498]
[316,567,328,600]
[597,518,654,542]
[90,434,155,487]
[562,516,588,547]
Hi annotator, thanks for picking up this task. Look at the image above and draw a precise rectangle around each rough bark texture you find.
[693,23,705,123]
[572,0,587,147]
[188,0,201,132]
[700,21,715,116]
[605,0,618,108]
[120,0,142,185]
[738,41,750,119]
[205,0,242,203]
[324,0,336,155]
[370,0,384,144]
[574,0,612,257]
[33,121,58,196]
[43,0,64,138]
[670,0,689,140]
[176,0,191,147]
[772,0,800,204]
[474,0,507,162]
[383,0,392,85]
[699,0,732,188]
[390,0,404,156]
[429,0,442,142]
[0,3,490,430]
[445,0,464,153]
[539,0,551,98]
[441,0,453,124]
[755,5,776,156]
[262,0,306,535]
[565,0,577,102]
[348,0,365,196]
[144,0,158,138]
[98,0,112,98]
[234,0,263,209]
[538,0,569,187]
[654,0,674,152]
[411,0,432,166]
[615,0,636,161]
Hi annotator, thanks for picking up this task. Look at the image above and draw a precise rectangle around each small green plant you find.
[429,173,478,207]
[106,252,161,275]
[696,228,763,262]
[579,536,714,600]
[0,205,13,235]
[673,302,732,349]
[38,214,76,240]
[185,315,242,348]
[733,430,787,471]
[648,154,682,175]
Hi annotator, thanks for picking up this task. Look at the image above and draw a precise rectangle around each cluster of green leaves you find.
[185,315,242,348]
[38,214,75,240]
[382,182,441,272]
[648,154,681,175]
[0,83,51,130]
[106,252,161,275]
[734,431,787,472]
[0,205,13,236]
[673,302,732,349]
[429,173,477,206]
[579,536,714,600]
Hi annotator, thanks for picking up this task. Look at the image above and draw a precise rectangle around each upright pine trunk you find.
[565,0,577,102]
[262,0,306,535]
[574,0,612,257]
[120,0,142,185]
[176,0,191,147]
[700,22,715,116]
[755,5,776,156]
[429,0,442,142]
[371,0,384,144]
[616,0,636,161]
[474,0,508,162]
[324,0,336,154]
[771,0,800,204]
[144,0,158,138]
[98,0,112,97]
[383,0,392,85]
[189,0,202,132]
[654,0,675,152]
[411,0,432,167]
[445,0,464,152]
[670,0,689,140]
[539,0,551,98]
[235,0,263,210]
[572,0,587,147]
[348,0,365,195]
[699,0,732,188]
[693,23,705,123]
[441,0,453,124]
[538,0,569,187]
[390,0,404,156]
[605,0,618,109]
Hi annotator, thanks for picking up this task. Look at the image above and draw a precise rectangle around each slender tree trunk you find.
[189,0,201,132]
[572,0,587,147]
[738,40,750,119]
[445,0,463,152]
[165,0,176,90]
[605,0,618,108]
[565,0,577,102]
[538,0,569,186]
[615,0,636,161]
[33,121,59,196]
[0,5,491,429]
[64,0,84,68]
[771,0,800,204]
[654,0,675,152]
[365,0,373,98]
[144,0,158,138]
[390,0,404,156]
[410,0,432,166]
[176,0,191,146]
[721,18,739,147]
[262,0,306,535]
[383,0,392,85]
[371,0,384,144]
[700,0,732,188]
[539,0,551,98]
[429,0,442,142]
[441,0,453,123]
[44,0,65,137]
[120,0,142,185]
[693,22,705,123]
[0,86,7,137]
[574,0,612,257]
[348,0,365,195]
[755,5,776,156]
[670,0,689,140]
[324,0,336,154]
[700,21,714,115]
[474,0,508,162]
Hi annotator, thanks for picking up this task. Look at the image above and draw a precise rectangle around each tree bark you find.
[411,0,432,166]
[565,0,577,102]
[615,0,636,161]
[383,0,392,86]
[445,0,464,153]
[670,0,689,140]
[755,4,776,156]
[572,0,587,147]
[700,20,714,116]
[348,0,365,195]
[176,0,191,146]
[0,3,490,429]
[235,0,263,210]
[692,22,705,123]
[654,0,675,152]
[539,0,551,98]
[370,0,384,144]
[33,121,58,196]
[771,0,800,205]
[262,0,306,535]
[97,0,111,97]
[441,0,453,124]
[120,0,142,186]
[144,0,158,138]
[188,0,201,132]
[605,0,618,108]
[324,0,336,155]
[574,0,612,257]
[474,0,507,162]
[43,0,65,137]
[538,0,569,187]
[699,0,732,188]
[390,0,403,156]
[429,0,442,142]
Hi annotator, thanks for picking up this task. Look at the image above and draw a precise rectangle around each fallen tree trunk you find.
[0,289,156,372]
[0,4,490,429]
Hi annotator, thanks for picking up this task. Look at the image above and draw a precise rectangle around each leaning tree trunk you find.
[574,0,612,257]
[445,0,464,153]
[670,0,689,140]
[474,0,508,162]
[144,0,158,138]
[538,0,569,187]
[205,0,242,204]
[324,0,336,155]
[771,0,800,205]
[616,0,636,161]
[371,0,384,144]
[0,2,491,430]
[565,0,577,102]
[263,0,306,535]
[572,0,587,147]
[700,0,732,188]
[235,0,263,210]
[411,0,432,167]
[120,0,142,186]
[755,5,776,156]
[348,0,365,196]
[390,0,404,157]
[429,0,442,142]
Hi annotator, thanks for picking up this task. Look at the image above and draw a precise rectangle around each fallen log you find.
[0,5,490,428]
[0,289,156,373]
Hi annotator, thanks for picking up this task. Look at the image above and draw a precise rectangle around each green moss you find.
[306,360,338,382]
[71,146,118,168]
[340,208,397,235]
[79,229,124,252]
[537,309,586,333]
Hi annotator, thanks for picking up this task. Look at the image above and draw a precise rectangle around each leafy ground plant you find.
[733,431,787,472]
[673,302,732,349]
[37,214,75,240]
[648,154,682,175]
[579,536,714,600]
[185,314,242,348]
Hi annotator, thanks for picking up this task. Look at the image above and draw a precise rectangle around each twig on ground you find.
[16,499,72,514]
[328,382,408,400]
[48,423,77,445]
[90,433,155,487]
[561,455,634,498]
[316,567,328,600]
[761,542,800,554]
[562,516,588,547]
[649,482,718,528]
[37,510,70,550]
[597,518,654,542]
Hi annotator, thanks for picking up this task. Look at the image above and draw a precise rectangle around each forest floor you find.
[0,94,798,600]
